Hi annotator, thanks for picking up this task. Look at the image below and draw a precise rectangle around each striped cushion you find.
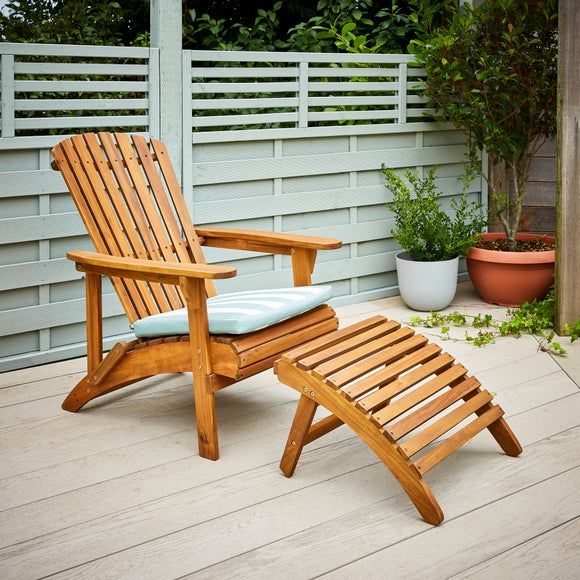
[132,285,333,338]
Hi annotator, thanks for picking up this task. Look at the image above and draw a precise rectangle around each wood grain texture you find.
[275,315,522,524]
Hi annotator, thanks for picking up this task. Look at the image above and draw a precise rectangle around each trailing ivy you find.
[409,287,580,356]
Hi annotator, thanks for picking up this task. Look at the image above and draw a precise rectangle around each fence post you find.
[1,54,15,137]
[555,0,580,330]
[150,0,183,183]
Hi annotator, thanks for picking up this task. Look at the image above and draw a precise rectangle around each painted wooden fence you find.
[0,44,473,371]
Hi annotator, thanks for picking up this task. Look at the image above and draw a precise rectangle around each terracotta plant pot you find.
[466,232,556,307]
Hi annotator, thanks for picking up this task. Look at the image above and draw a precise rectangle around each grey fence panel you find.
[0,46,475,372]
[186,131,472,304]
[0,43,161,371]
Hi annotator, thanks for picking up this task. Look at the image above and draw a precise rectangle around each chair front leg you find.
[181,276,220,460]
[85,272,104,376]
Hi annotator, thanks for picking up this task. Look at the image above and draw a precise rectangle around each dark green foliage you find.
[0,0,422,53]
[183,0,417,53]
[383,166,487,262]
[0,0,149,45]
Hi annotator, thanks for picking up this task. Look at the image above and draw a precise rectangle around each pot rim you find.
[467,233,555,265]
[396,251,459,264]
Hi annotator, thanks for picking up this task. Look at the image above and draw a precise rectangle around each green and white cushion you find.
[132,285,333,338]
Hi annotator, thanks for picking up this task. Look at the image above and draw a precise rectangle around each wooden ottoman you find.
[274,315,522,524]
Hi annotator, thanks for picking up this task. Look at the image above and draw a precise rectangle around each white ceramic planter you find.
[395,252,459,311]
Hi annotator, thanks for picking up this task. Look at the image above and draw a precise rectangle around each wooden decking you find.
[1,282,579,579]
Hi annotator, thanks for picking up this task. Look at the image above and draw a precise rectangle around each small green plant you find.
[382,166,487,262]
[409,287,579,356]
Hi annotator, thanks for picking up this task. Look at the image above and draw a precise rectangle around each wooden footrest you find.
[274,315,522,524]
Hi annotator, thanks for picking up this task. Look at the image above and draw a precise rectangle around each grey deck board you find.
[1,283,578,579]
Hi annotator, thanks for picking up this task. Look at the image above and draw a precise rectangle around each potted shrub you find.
[383,165,487,311]
[409,0,558,306]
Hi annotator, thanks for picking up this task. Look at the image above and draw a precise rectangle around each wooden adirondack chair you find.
[51,132,341,460]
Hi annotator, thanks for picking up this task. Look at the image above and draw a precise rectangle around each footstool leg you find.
[464,392,522,457]
[280,394,318,477]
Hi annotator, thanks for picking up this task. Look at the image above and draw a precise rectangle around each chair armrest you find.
[196,227,342,255]
[67,250,237,285]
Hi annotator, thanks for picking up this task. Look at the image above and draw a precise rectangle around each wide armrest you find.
[196,227,342,255]
[67,250,237,285]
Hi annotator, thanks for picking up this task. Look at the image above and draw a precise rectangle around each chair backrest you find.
[52,132,216,323]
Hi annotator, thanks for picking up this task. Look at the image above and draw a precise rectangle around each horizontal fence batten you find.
[0,293,124,337]
[190,97,298,110]
[310,95,401,109]
[15,62,150,75]
[0,133,150,150]
[308,110,399,122]
[188,50,417,64]
[0,213,85,244]
[192,187,386,223]
[189,121,453,144]
[308,81,402,92]
[0,334,133,373]
[190,67,300,78]
[15,98,150,111]
[190,81,299,94]
[0,42,150,58]
[307,67,406,78]
[191,144,466,185]
[14,80,150,92]
[14,116,149,130]
[0,169,64,196]
[191,112,298,128]
[309,95,429,106]
[0,258,78,292]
